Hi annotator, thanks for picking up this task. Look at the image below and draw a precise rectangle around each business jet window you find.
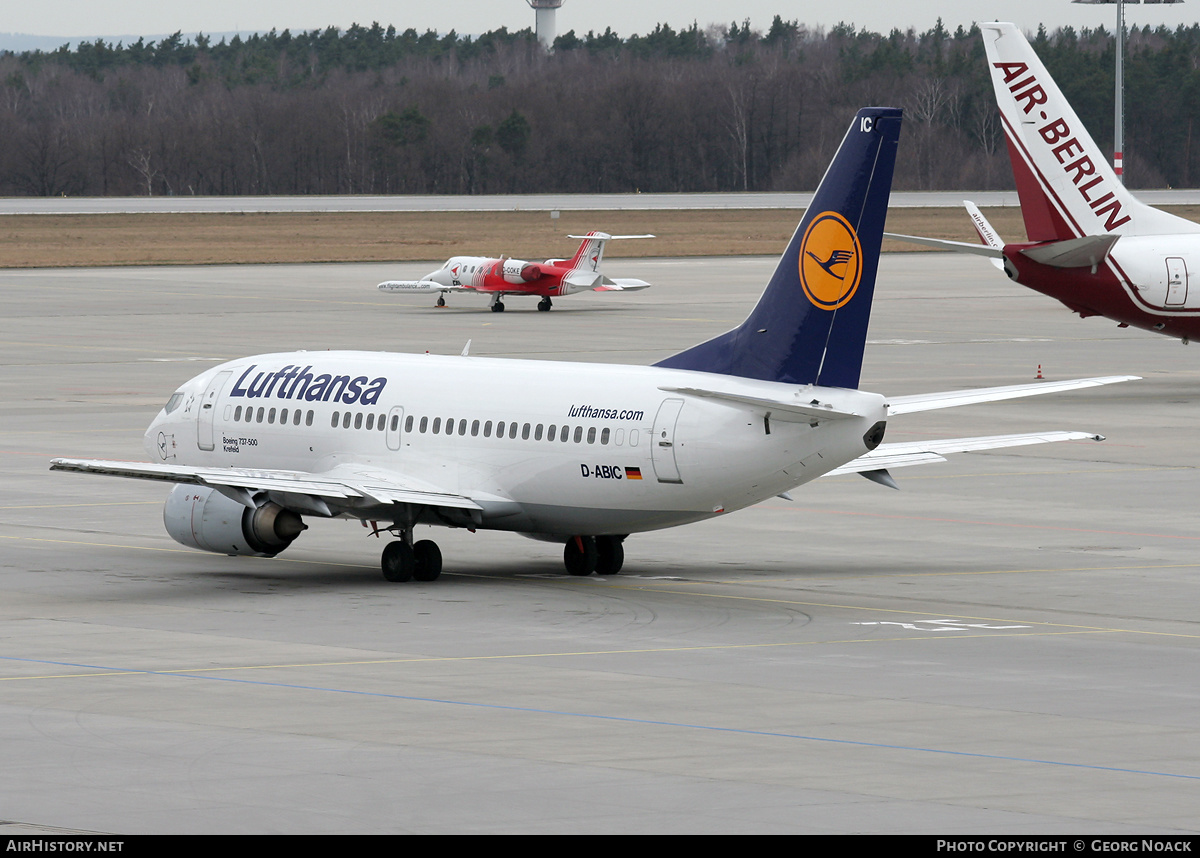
[164,393,184,414]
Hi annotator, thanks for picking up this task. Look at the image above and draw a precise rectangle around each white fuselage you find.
[1106,236,1200,312]
[147,351,885,537]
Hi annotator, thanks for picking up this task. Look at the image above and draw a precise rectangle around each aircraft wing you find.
[378,280,472,294]
[593,278,651,292]
[886,376,1137,416]
[49,458,482,516]
[825,431,1105,477]
[883,232,1004,259]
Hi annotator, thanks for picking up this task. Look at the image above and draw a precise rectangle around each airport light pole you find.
[1072,0,1185,184]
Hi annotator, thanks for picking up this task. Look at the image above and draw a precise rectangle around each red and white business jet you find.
[888,22,1200,344]
[378,231,653,312]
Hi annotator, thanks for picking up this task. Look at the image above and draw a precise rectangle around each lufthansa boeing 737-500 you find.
[51,108,1134,582]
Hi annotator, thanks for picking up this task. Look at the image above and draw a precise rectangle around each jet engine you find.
[163,485,306,557]
[501,259,542,283]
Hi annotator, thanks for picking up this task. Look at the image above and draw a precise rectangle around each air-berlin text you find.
[994,60,1131,230]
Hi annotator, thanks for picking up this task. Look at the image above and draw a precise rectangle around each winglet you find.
[655,107,902,389]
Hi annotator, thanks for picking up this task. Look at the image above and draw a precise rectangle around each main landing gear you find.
[489,294,506,313]
[563,535,625,576]
[435,296,446,308]
[537,297,553,312]
[381,537,442,583]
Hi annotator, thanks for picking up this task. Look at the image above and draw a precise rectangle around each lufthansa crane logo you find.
[798,211,862,310]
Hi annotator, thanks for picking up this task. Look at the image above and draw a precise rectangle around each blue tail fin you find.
[655,107,902,389]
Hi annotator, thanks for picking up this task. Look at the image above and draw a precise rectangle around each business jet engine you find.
[501,259,542,284]
[163,485,306,557]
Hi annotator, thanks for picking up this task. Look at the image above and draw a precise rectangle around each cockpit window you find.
[163,393,184,414]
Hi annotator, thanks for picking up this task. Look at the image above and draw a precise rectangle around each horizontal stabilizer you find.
[564,271,603,289]
[659,386,861,421]
[566,234,656,241]
[886,375,1137,416]
[884,232,1004,259]
[826,431,1105,477]
[1019,234,1120,269]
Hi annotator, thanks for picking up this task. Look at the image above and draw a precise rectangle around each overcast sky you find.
[3,1,1198,42]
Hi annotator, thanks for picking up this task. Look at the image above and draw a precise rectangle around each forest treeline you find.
[3,17,1200,196]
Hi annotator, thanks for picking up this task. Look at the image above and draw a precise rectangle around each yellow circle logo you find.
[798,212,862,310]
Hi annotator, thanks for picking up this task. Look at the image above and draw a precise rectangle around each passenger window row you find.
[331,411,400,432]
[229,405,636,449]
[402,415,636,447]
[233,405,314,427]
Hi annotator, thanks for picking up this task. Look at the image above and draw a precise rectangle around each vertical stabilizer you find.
[566,232,610,272]
[655,107,902,389]
[982,22,1200,240]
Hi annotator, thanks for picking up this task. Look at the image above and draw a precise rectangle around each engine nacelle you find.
[163,485,306,557]
[501,259,541,283]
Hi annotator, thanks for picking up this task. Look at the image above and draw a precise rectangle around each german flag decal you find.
[625,466,643,480]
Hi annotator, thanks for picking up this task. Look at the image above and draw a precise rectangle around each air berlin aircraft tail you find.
[982,22,1200,242]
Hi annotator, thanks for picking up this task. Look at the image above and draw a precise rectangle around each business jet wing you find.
[49,458,482,516]
[825,431,1104,478]
[886,376,1138,416]
[378,280,473,294]
[593,278,652,292]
